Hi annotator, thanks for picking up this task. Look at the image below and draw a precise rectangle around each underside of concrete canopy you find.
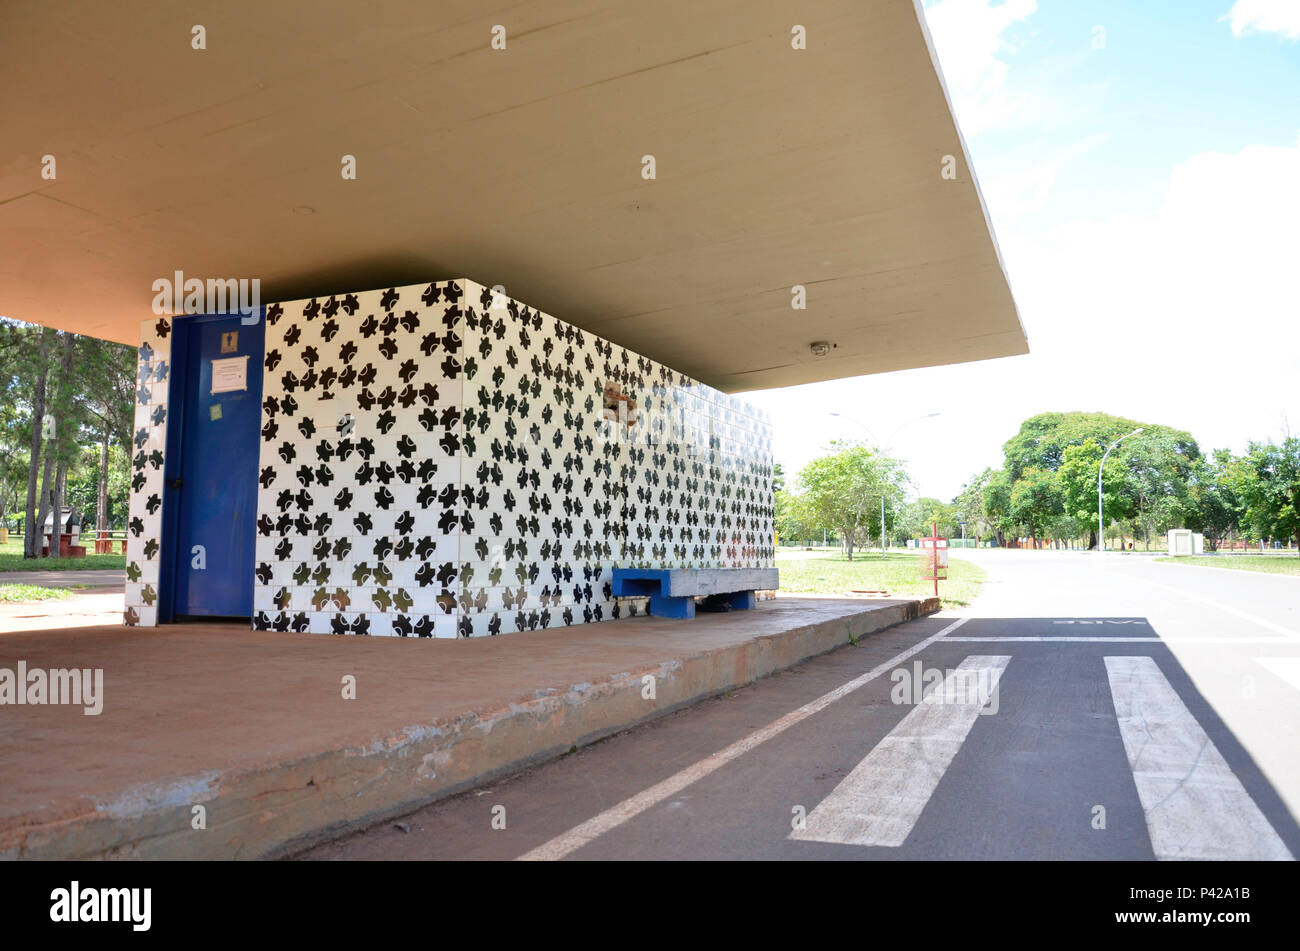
[0,0,1025,392]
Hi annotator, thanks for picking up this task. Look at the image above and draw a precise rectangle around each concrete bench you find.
[612,567,779,619]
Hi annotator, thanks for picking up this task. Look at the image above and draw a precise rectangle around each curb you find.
[6,597,938,860]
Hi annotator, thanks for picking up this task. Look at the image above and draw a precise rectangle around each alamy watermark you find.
[890,661,1000,714]
[0,661,103,715]
[152,269,260,323]
[50,881,150,931]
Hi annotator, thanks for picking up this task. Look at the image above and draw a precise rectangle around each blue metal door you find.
[165,314,265,618]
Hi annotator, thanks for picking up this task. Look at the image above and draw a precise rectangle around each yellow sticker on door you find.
[210,403,223,421]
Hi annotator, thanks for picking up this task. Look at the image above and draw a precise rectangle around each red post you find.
[920,521,947,599]
[931,521,939,598]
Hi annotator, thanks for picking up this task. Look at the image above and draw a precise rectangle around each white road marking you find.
[515,616,970,861]
[788,655,1009,847]
[1253,657,1300,693]
[948,636,1159,642]
[948,636,1291,644]
[1104,655,1293,861]
[1052,619,1149,624]
[1159,638,1294,644]
[1107,571,1300,641]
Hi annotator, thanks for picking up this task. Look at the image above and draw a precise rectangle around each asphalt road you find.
[302,551,1300,860]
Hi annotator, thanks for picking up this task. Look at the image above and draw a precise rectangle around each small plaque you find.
[211,355,249,394]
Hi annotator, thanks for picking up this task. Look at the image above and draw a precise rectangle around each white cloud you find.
[974,132,1300,480]
[1006,133,1300,374]
[1223,0,1300,39]
[980,132,1110,223]
[921,0,1040,135]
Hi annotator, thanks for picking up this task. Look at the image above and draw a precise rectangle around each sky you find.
[744,0,1300,501]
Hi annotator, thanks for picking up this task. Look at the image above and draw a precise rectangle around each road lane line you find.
[515,616,970,861]
[1253,657,1300,693]
[788,655,1010,847]
[1105,571,1300,641]
[948,636,1291,644]
[1104,655,1293,861]
[948,636,1160,642]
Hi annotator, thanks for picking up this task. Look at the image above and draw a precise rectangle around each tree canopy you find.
[0,319,137,558]
[1238,438,1300,551]
[777,410,1296,555]
[784,441,910,559]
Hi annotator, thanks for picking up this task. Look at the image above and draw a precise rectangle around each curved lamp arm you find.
[1098,428,1144,552]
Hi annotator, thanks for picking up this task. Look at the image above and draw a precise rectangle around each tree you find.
[1186,449,1247,550]
[984,469,1014,547]
[1059,439,1134,549]
[76,336,137,536]
[954,468,999,544]
[1124,429,1200,550]
[964,411,1202,551]
[1002,412,1148,482]
[20,327,56,556]
[1044,513,1081,547]
[1009,466,1064,545]
[1239,438,1300,554]
[775,487,820,546]
[795,442,910,560]
[897,497,958,543]
[44,332,79,559]
[0,318,137,554]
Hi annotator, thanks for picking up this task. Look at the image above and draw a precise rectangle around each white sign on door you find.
[211,355,249,394]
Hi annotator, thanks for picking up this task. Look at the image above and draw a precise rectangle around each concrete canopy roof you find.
[1,0,1025,392]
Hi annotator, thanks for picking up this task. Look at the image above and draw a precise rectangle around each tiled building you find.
[125,281,774,636]
[13,3,1026,643]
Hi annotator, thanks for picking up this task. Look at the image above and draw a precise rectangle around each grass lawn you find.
[0,583,74,603]
[777,549,986,609]
[1154,555,1300,577]
[0,537,126,572]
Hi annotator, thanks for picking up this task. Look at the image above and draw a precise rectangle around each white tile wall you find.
[124,316,174,626]
[125,279,774,637]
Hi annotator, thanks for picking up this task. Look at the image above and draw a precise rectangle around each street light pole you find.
[829,411,940,557]
[1098,428,1143,552]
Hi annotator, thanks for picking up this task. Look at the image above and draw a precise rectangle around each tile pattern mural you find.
[123,317,174,626]
[251,283,465,638]
[456,281,775,637]
[125,280,775,636]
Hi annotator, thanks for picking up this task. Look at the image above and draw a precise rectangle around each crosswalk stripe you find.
[1253,656,1300,693]
[788,655,1010,848]
[1104,655,1293,861]
[515,616,971,860]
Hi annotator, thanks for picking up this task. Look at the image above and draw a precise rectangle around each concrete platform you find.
[0,597,937,860]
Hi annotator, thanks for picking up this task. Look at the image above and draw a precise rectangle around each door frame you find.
[159,309,265,623]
